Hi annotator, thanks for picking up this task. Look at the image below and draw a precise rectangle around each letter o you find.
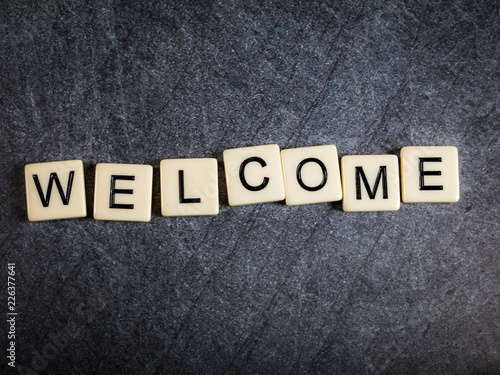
[296,158,327,191]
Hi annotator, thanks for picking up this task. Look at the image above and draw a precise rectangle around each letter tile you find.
[401,146,459,203]
[25,160,87,221]
[341,155,400,212]
[160,158,219,216]
[94,163,153,222]
[281,145,342,205]
[223,144,285,206]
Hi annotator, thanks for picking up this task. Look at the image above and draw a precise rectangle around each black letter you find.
[109,175,134,209]
[355,166,388,200]
[296,158,328,191]
[33,171,74,207]
[419,158,443,190]
[179,170,201,203]
[239,157,269,191]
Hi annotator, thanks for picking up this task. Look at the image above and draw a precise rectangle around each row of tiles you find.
[25,145,459,221]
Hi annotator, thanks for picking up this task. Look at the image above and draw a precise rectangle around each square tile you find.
[401,146,459,203]
[281,145,342,205]
[160,158,219,216]
[94,163,153,222]
[25,160,87,221]
[223,144,285,206]
[341,154,400,212]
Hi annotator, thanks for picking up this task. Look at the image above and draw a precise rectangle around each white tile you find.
[401,146,459,203]
[94,163,153,222]
[223,144,285,206]
[25,160,87,221]
[160,158,219,216]
[281,145,342,205]
[341,154,400,212]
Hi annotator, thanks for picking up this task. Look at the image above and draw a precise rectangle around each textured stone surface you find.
[1,1,499,374]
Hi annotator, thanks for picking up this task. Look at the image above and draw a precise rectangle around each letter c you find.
[239,157,270,191]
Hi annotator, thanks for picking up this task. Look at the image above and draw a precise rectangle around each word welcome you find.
[24,145,459,222]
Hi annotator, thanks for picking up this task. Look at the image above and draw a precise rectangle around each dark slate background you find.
[1,1,499,374]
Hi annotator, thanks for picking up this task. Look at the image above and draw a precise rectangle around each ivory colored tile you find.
[223,144,285,206]
[401,146,459,203]
[25,160,87,221]
[281,145,342,205]
[341,155,400,212]
[160,158,219,216]
[94,163,153,222]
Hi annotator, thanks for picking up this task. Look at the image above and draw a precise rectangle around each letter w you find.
[32,172,75,207]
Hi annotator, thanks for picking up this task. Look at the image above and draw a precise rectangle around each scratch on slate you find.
[223,217,323,373]
[306,229,385,370]
[152,206,261,374]
[0,227,15,261]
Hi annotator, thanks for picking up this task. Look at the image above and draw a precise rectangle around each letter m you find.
[355,166,388,200]
[32,172,75,207]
